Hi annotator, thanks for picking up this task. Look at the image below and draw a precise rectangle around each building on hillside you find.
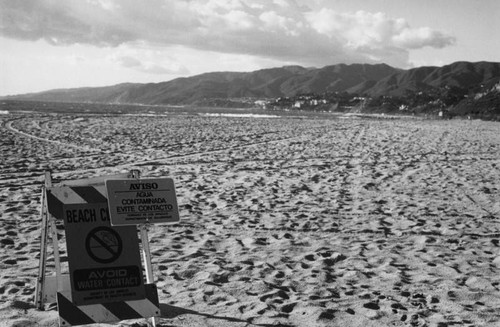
[294,101,304,108]
[254,100,269,109]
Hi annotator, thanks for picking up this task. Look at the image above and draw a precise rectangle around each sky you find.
[1,0,499,96]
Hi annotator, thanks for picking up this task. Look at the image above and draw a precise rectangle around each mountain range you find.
[3,61,500,107]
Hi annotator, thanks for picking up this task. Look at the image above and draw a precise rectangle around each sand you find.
[0,111,499,327]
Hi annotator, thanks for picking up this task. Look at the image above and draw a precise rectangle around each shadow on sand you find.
[159,303,286,326]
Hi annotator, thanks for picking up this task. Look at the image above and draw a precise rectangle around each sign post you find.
[35,171,53,310]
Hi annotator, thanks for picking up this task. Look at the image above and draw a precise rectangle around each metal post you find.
[130,170,155,281]
[140,224,155,284]
[140,224,157,327]
[35,171,52,310]
[130,169,157,326]
[50,218,62,289]
[35,182,48,309]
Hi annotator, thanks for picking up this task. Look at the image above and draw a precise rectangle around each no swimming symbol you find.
[85,226,123,264]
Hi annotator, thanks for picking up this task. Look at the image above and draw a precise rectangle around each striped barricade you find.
[45,183,160,326]
[57,283,160,326]
[46,184,109,217]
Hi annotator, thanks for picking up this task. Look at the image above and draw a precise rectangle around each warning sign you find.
[62,202,145,305]
[106,178,179,226]
[73,266,142,291]
[85,226,122,264]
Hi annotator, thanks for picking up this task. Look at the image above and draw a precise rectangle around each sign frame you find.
[36,170,165,326]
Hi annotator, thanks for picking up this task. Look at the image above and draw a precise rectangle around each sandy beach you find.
[1,111,499,326]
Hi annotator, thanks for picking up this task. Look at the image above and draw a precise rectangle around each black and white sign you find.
[106,178,180,226]
[62,202,145,305]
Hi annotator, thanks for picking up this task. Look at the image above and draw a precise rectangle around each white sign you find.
[106,178,180,226]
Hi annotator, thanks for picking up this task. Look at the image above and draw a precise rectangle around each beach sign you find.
[106,178,179,226]
[64,203,145,305]
[40,172,162,326]
[47,188,146,306]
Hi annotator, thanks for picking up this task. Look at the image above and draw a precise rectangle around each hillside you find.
[360,61,500,97]
[2,64,400,104]
[3,62,500,114]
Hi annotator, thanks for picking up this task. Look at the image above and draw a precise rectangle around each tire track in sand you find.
[5,119,101,152]
[49,123,334,179]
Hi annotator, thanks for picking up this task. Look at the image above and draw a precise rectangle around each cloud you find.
[304,9,455,64]
[0,0,456,67]
[67,54,86,65]
[393,27,455,49]
[108,45,190,75]
[114,55,141,68]
[0,0,136,46]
